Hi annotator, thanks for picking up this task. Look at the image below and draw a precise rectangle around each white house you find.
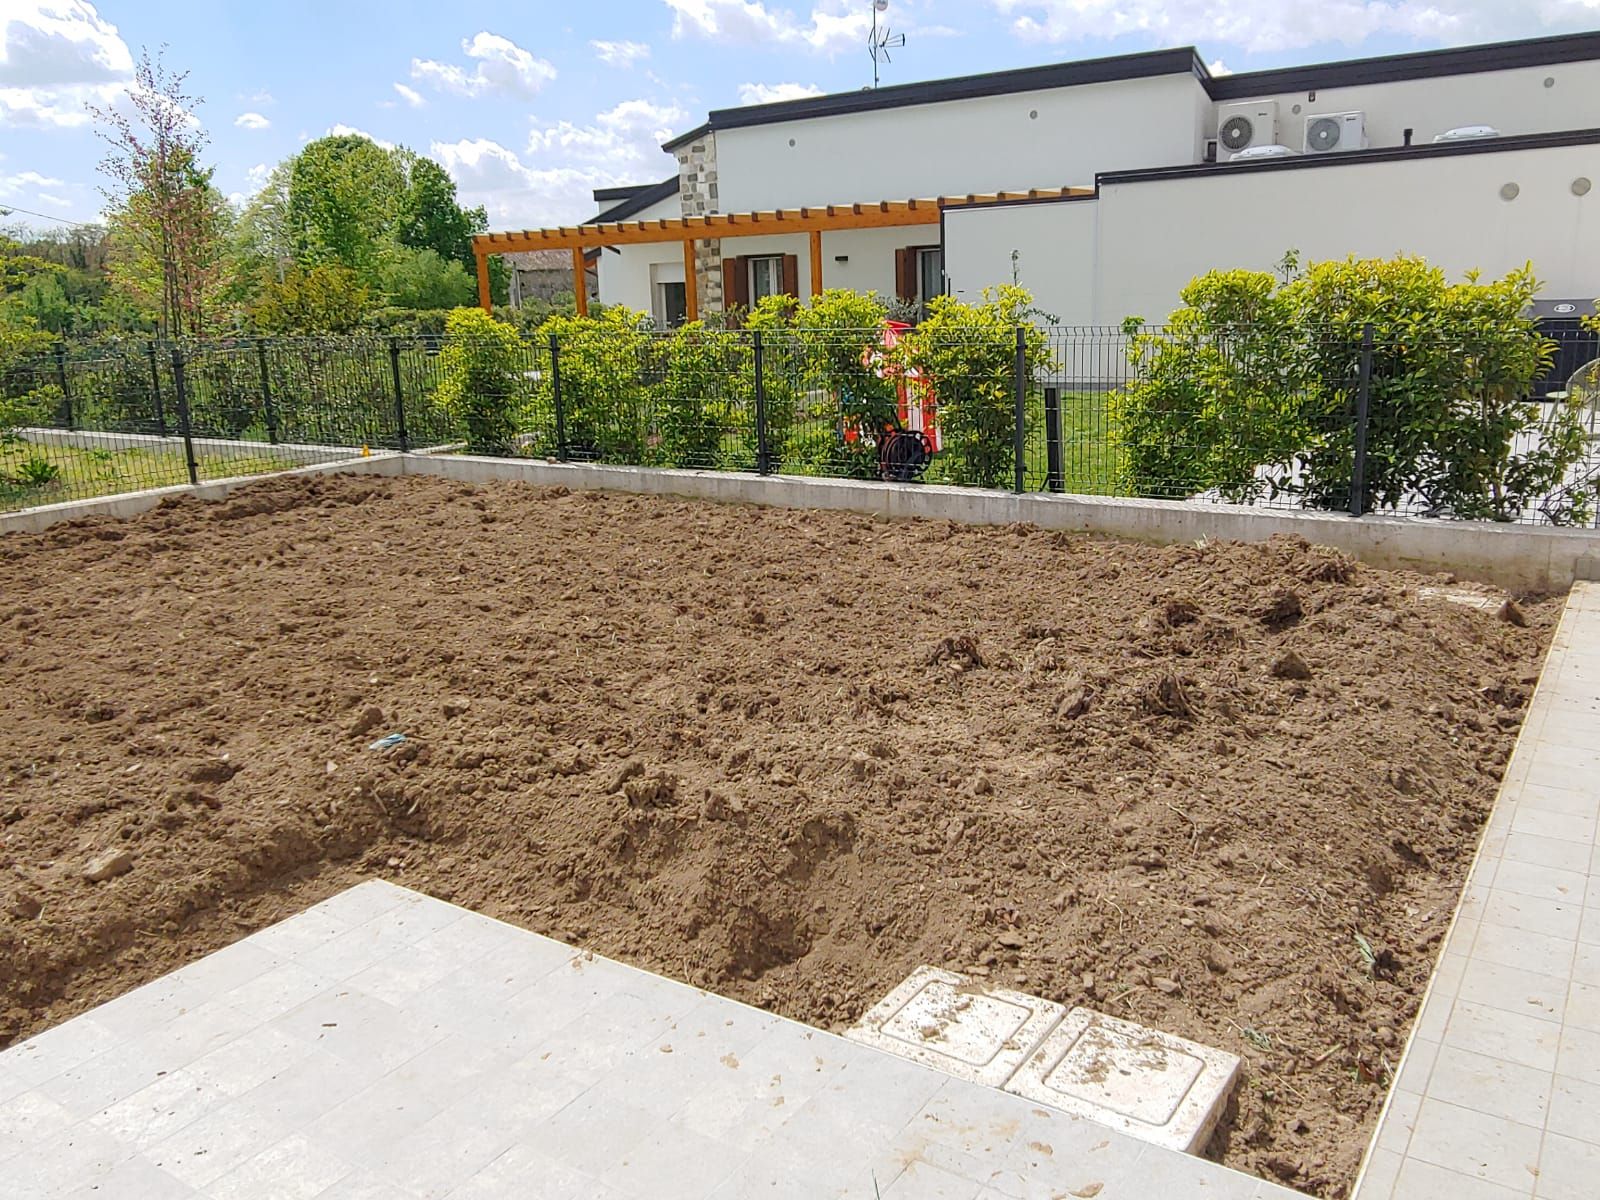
[474,32,1600,329]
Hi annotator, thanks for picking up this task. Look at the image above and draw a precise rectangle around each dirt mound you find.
[0,473,1560,1197]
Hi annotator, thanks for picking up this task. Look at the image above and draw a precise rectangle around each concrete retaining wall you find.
[0,454,401,536]
[395,455,1600,593]
[18,427,363,461]
[4,449,1597,592]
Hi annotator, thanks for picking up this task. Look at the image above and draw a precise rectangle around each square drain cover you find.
[1006,1008,1240,1153]
[845,966,1065,1087]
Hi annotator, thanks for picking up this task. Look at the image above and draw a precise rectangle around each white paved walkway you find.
[1356,581,1600,1200]
[0,880,1300,1200]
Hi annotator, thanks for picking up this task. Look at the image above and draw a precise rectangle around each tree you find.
[394,157,485,271]
[90,49,227,337]
[286,135,406,277]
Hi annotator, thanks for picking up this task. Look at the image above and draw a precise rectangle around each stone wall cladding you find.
[677,134,723,311]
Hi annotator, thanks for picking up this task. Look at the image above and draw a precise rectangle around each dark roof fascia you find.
[1097,125,1600,187]
[661,48,1205,151]
[1209,31,1600,99]
[592,184,650,202]
[588,176,680,224]
[660,31,1600,154]
[661,122,714,154]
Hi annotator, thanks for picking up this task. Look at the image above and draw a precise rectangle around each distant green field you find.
[0,438,313,513]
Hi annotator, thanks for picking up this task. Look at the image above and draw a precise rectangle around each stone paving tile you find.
[0,878,1292,1200]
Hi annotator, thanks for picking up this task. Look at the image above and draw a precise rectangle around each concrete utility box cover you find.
[845,966,1065,1087]
[1007,1008,1240,1154]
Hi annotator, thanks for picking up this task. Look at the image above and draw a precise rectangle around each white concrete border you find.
[5,449,1598,592]
[17,427,365,461]
[0,454,401,536]
[397,455,1600,593]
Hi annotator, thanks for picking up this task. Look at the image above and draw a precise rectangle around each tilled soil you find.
[0,472,1560,1196]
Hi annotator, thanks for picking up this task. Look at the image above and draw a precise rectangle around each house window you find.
[656,281,687,329]
[917,248,943,314]
[749,256,785,303]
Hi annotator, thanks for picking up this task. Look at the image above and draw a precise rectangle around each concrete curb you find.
[395,455,1600,593]
[0,454,401,535]
[4,449,1597,592]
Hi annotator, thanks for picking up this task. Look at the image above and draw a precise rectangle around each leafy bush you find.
[650,322,752,469]
[536,306,653,461]
[14,456,60,487]
[435,307,525,454]
[250,264,372,335]
[898,286,1052,489]
[1116,255,1584,521]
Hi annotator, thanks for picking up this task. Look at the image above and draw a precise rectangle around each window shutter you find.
[722,255,749,311]
[895,248,916,303]
[781,254,799,299]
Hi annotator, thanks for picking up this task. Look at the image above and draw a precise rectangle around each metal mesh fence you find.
[2,325,1597,525]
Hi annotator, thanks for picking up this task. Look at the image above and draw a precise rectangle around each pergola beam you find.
[476,188,1092,312]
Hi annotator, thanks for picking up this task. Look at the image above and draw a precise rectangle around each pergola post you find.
[476,249,491,312]
[571,248,589,317]
[809,230,823,299]
[683,239,699,322]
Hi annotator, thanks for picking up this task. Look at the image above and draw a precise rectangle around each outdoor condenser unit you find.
[1216,100,1279,160]
[1303,111,1369,154]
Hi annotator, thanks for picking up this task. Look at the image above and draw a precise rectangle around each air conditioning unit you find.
[1304,111,1368,154]
[1217,100,1279,160]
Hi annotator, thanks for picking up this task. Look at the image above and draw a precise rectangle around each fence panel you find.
[3,323,1597,525]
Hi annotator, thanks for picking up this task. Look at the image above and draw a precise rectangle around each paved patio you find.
[0,880,1299,1199]
[1355,581,1600,1200]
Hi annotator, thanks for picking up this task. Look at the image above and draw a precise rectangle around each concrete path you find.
[1356,581,1600,1200]
[0,880,1299,1200]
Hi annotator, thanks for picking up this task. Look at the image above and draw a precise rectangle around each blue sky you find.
[2,0,1598,232]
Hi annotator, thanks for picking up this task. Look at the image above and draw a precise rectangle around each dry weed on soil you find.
[0,473,1560,1196]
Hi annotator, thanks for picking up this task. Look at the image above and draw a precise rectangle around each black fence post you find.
[549,332,567,461]
[1044,385,1064,493]
[255,337,279,444]
[170,345,199,487]
[54,343,73,429]
[1350,322,1374,518]
[753,330,770,475]
[1012,326,1027,494]
[388,338,409,453]
[148,341,167,437]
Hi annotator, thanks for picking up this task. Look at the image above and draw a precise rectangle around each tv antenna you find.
[869,0,904,89]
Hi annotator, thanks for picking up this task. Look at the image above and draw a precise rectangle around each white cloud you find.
[664,0,870,54]
[737,81,824,105]
[246,162,271,188]
[437,96,688,228]
[0,0,132,128]
[234,111,270,129]
[990,0,1600,55]
[328,123,395,150]
[393,82,424,108]
[592,39,651,67]
[432,136,614,226]
[526,98,687,167]
[1208,59,1232,76]
[0,168,66,198]
[411,32,556,99]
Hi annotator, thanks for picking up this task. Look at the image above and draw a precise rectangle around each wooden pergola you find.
[472,188,1091,318]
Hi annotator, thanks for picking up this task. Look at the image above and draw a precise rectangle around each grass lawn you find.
[0,437,314,513]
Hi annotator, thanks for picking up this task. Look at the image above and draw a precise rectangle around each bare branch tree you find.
[89,48,224,337]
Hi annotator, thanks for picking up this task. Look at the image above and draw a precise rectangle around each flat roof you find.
[662,30,1600,152]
